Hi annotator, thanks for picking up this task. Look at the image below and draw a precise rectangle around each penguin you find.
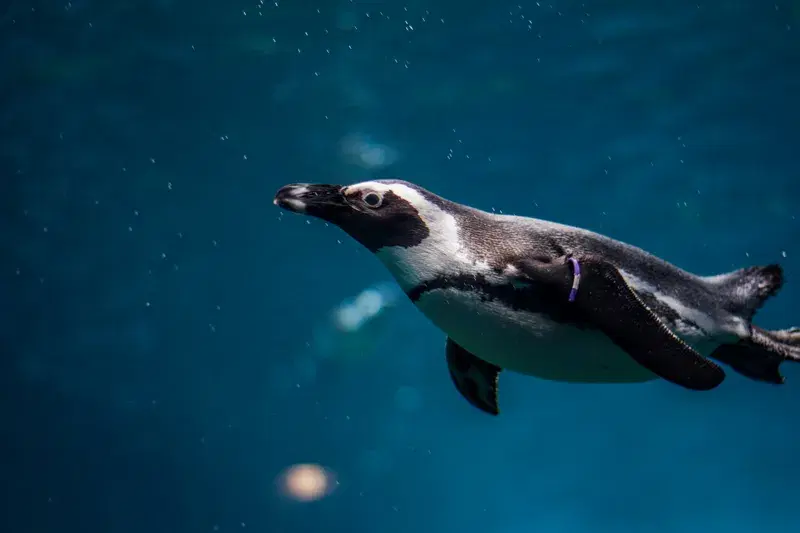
[273,179,800,415]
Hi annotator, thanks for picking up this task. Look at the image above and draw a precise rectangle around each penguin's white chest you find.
[415,288,658,384]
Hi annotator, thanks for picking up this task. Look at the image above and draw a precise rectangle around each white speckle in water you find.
[782,251,787,258]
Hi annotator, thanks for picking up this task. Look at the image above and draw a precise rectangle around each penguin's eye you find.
[362,192,383,208]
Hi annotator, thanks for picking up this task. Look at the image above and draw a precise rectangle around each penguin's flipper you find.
[445,337,501,415]
[514,256,726,391]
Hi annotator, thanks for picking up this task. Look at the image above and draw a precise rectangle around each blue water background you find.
[2,1,800,532]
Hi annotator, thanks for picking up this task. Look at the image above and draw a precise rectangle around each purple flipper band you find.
[567,257,581,302]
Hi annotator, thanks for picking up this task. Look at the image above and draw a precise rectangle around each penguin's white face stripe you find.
[346,181,487,289]
[344,182,429,214]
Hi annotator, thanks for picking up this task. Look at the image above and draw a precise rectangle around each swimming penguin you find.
[274,179,800,415]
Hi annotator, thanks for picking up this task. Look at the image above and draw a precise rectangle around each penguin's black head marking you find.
[274,180,434,252]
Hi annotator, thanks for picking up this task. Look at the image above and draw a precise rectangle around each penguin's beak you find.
[273,183,349,221]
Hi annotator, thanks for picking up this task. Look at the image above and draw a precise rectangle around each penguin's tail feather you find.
[704,264,784,322]
[710,327,800,385]
[703,263,798,384]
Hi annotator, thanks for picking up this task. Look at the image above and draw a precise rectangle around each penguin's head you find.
[274,179,456,253]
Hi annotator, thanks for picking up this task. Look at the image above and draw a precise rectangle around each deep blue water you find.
[2,1,800,532]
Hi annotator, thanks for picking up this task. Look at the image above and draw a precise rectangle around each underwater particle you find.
[278,463,335,502]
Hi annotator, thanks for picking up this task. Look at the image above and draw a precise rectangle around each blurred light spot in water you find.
[333,282,401,333]
[306,282,402,364]
[334,288,384,332]
[277,463,336,502]
[339,133,397,169]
